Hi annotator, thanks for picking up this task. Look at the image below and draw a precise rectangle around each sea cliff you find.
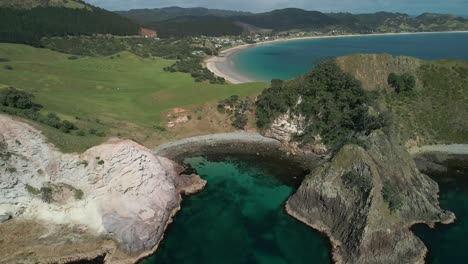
[0,114,206,263]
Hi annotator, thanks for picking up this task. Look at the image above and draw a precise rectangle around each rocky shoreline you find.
[154,132,322,169]
[284,132,456,264]
[2,113,466,264]
[411,144,468,176]
[0,114,206,264]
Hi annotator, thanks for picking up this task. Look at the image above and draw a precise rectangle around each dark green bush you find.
[232,112,248,129]
[382,182,403,211]
[343,171,372,193]
[388,73,416,93]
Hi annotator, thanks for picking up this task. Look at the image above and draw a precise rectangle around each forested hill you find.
[118,7,468,37]
[0,0,139,46]
[116,6,251,23]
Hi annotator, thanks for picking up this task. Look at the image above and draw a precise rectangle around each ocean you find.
[231,32,468,81]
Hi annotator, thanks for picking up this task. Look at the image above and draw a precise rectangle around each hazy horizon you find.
[86,0,468,16]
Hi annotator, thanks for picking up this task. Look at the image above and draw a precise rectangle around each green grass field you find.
[0,43,267,152]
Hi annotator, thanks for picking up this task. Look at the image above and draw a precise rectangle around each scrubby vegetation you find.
[386,61,468,144]
[388,73,416,93]
[217,95,255,129]
[0,87,78,133]
[164,57,225,84]
[382,181,403,211]
[256,60,389,149]
[343,171,372,194]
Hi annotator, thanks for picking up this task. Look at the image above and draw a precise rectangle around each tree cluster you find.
[164,57,225,84]
[256,60,389,149]
[0,87,78,133]
[218,95,254,129]
[387,73,416,93]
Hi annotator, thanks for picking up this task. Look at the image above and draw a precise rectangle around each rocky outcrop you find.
[286,132,454,264]
[0,114,206,263]
[263,110,329,156]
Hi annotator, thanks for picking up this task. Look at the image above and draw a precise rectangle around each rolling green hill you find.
[0,0,139,46]
[0,43,266,152]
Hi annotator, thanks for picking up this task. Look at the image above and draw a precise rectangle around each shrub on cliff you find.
[388,73,416,93]
[382,181,403,211]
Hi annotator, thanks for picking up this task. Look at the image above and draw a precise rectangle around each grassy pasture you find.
[0,43,267,152]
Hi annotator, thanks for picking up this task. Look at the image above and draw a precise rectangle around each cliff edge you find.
[286,132,455,264]
[0,114,206,263]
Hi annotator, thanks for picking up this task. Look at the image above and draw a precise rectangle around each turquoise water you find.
[413,171,468,263]
[232,32,468,81]
[141,155,330,264]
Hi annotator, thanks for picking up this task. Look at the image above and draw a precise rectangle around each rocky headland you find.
[285,132,455,264]
[254,54,468,263]
[0,114,206,263]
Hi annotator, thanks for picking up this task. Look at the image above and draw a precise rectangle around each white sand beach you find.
[204,30,468,84]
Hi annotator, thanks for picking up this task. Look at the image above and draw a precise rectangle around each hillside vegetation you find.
[147,16,244,38]
[255,54,468,150]
[255,60,388,149]
[0,43,266,152]
[0,0,90,9]
[119,7,468,37]
[0,0,139,46]
[336,54,468,145]
[116,6,251,23]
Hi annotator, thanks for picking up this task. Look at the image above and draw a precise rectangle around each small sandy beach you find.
[204,30,468,84]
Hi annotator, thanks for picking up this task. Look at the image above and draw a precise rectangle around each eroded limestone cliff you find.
[0,114,206,263]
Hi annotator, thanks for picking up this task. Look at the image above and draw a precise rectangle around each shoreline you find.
[204,30,468,84]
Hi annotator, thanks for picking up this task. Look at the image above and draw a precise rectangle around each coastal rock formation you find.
[263,110,328,156]
[0,114,206,263]
[286,132,454,264]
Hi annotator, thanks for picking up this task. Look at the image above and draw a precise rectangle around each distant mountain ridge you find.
[0,0,90,9]
[116,6,251,22]
[118,7,468,37]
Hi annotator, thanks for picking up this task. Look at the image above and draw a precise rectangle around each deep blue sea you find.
[232,32,468,81]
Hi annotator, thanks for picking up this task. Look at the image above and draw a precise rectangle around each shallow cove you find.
[141,153,330,264]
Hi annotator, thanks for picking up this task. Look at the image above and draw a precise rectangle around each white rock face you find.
[0,114,204,257]
[264,111,329,155]
[265,111,306,143]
